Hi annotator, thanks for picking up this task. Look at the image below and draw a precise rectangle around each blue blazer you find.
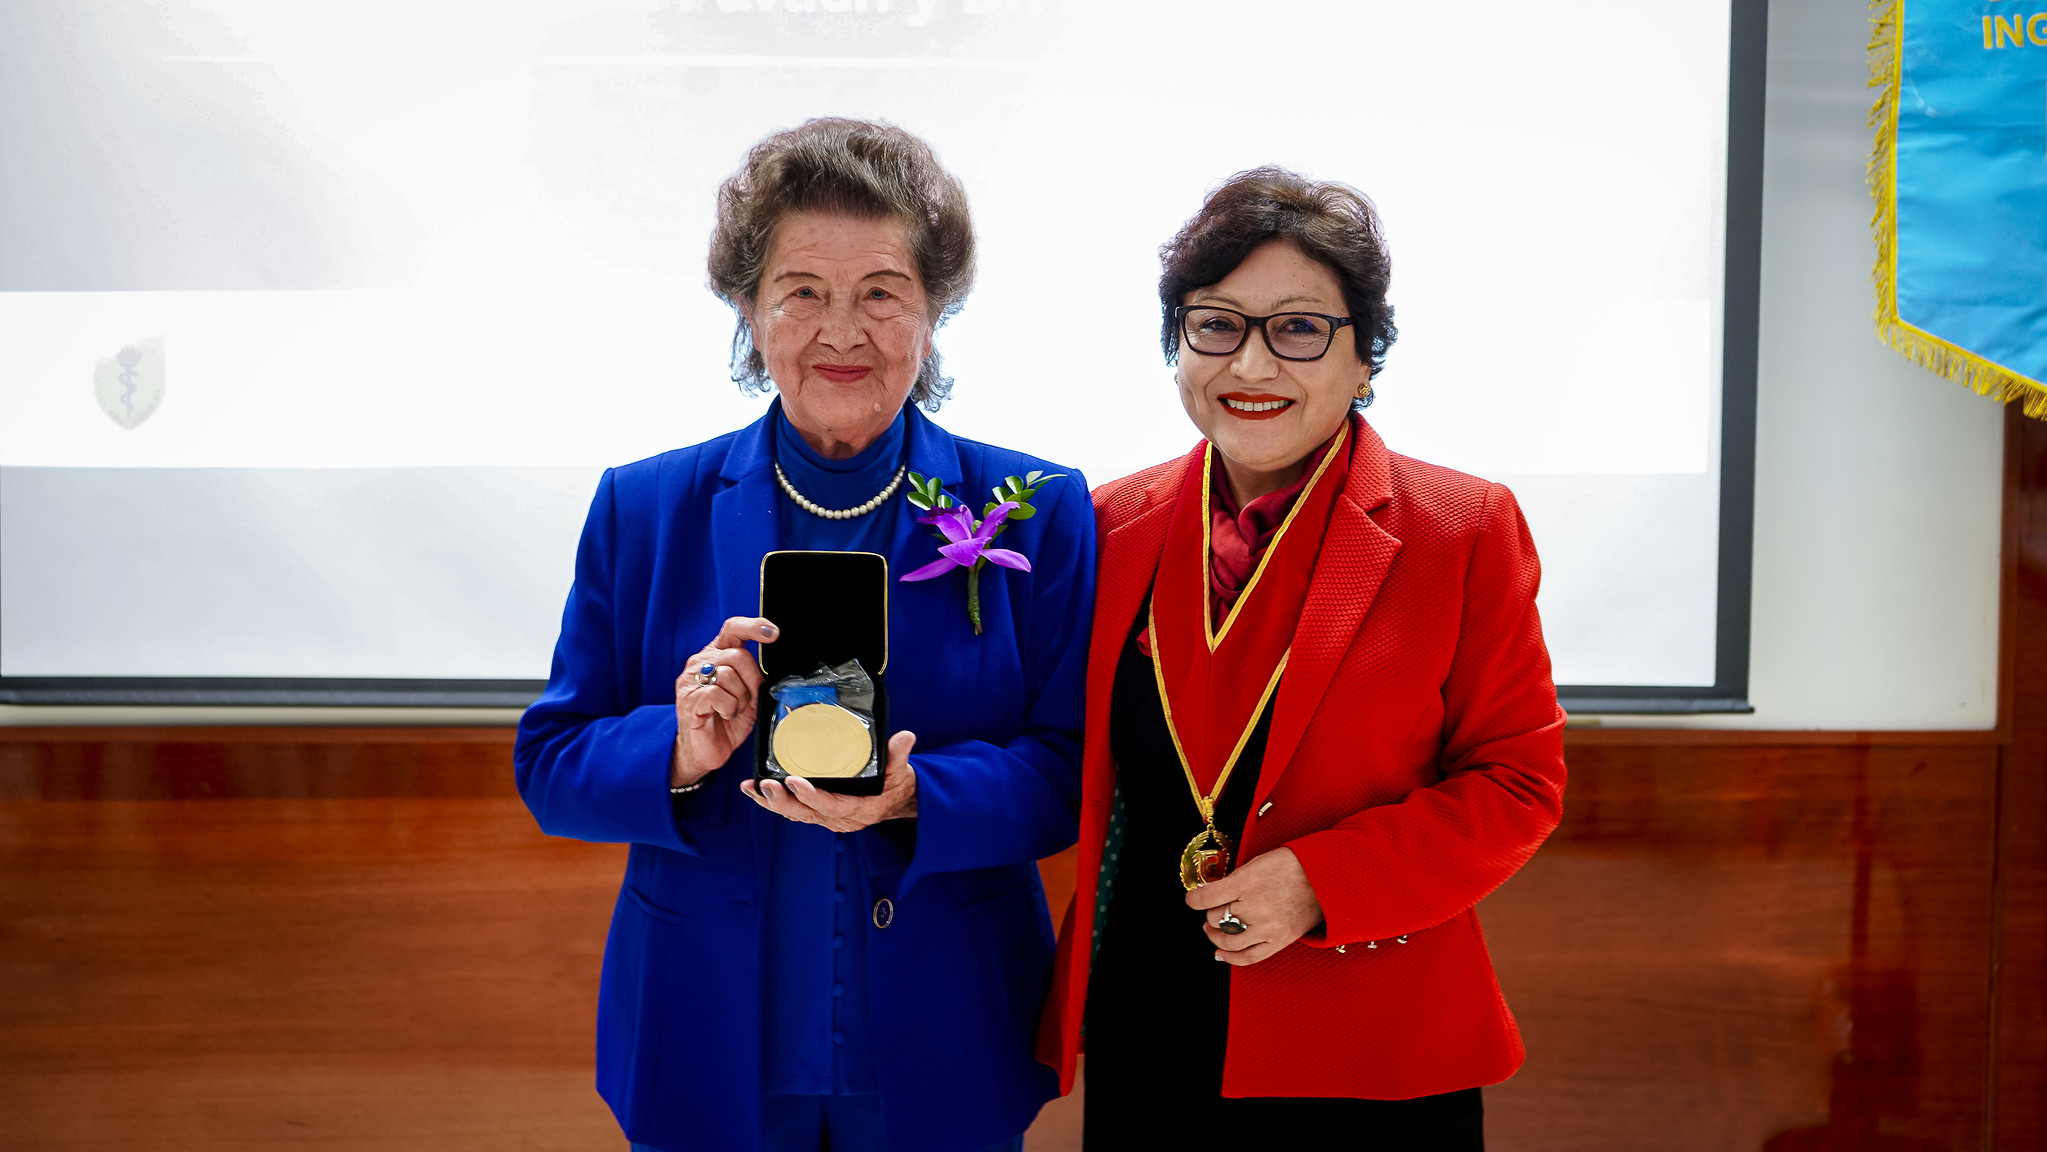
[515,404,1093,1152]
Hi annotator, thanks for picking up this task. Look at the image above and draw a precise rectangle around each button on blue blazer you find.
[515,404,1093,1152]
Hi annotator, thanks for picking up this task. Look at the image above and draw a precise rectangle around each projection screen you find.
[0,0,1762,710]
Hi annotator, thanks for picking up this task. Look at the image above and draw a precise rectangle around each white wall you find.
[1596,0,2006,730]
[0,0,2010,730]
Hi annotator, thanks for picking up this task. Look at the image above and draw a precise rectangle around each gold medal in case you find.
[754,551,890,796]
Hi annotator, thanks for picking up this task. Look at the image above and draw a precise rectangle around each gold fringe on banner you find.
[1866,0,2047,416]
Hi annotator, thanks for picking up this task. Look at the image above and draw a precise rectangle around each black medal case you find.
[755,550,890,796]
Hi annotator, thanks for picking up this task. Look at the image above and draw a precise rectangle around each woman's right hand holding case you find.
[671,616,777,788]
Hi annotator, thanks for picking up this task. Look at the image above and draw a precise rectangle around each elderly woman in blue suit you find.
[515,119,1091,1152]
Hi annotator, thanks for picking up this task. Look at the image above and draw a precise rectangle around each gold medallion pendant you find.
[1179,825,1235,890]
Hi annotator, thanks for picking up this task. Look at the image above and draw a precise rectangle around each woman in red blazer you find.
[1035,168,1567,1147]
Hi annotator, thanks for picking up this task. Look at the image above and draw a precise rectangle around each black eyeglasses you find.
[1176,305,1355,362]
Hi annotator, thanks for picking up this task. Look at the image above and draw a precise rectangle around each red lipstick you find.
[813,364,872,384]
[1217,392,1295,421]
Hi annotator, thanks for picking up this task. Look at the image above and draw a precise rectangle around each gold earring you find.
[1356,380,1373,402]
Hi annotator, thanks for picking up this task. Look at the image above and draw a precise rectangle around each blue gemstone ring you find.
[695,662,719,687]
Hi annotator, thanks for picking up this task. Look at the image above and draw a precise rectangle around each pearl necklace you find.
[774,462,908,520]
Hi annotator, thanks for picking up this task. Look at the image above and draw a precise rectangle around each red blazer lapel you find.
[1251,418,1401,817]
[1041,449,1192,1087]
[1085,451,1196,722]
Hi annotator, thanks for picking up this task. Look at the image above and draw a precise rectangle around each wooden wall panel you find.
[0,733,628,1149]
[1484,741,1997,1152]
[0,728,2026,1151]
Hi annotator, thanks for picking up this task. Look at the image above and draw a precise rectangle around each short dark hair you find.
[707,118,975,411]
[1158,167,1397,409]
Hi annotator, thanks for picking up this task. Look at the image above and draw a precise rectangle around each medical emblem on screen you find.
[92,337,165,430]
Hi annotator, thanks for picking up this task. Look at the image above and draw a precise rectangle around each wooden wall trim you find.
[0,724,2006,748]
[0,726,516,745]
[1565,727,2006,747]
[0,725,2013,804]
[0,728,518,801]
[1992,404,2047,1149]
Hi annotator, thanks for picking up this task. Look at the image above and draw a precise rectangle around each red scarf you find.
[1150,425,1351,798]
[1208,441,1329,620]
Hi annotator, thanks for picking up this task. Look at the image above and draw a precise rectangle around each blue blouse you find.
[763,401,908,1095]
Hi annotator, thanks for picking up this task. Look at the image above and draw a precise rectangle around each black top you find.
[1081,597,1485,1147]
[1083,597,1272,1093]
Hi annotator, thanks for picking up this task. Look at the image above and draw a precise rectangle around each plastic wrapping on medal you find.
[760,659,881,781]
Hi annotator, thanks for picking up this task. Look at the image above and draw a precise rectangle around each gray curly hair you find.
[706,118,976,411]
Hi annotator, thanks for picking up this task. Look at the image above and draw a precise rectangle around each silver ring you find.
[695,661,719,687]
[1216,906,1248,936]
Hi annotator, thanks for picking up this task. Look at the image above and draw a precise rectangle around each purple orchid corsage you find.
[899,469,1064,634]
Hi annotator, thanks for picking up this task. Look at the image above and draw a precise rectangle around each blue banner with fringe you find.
[1870,0,2047,411]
